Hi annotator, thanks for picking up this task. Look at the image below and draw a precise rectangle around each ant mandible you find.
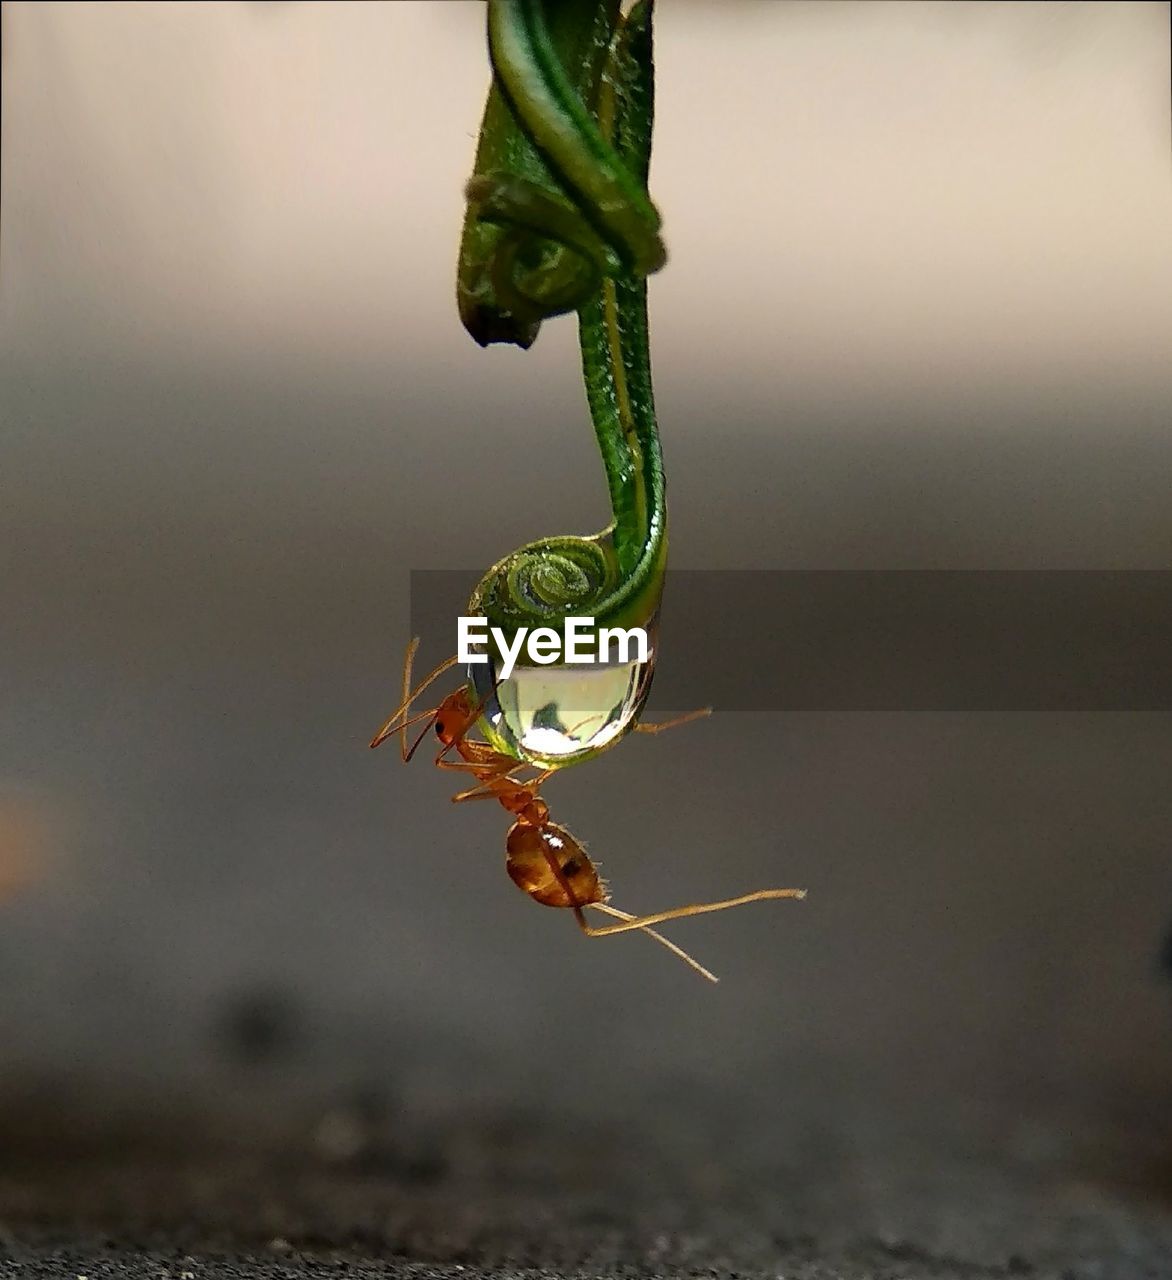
[370,638,805,982]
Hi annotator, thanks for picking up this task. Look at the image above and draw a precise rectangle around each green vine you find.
[457,0,668,643]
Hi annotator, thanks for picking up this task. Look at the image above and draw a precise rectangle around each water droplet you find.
[468,628,657,767]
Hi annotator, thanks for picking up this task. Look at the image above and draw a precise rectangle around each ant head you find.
[506,821,603,909]
[433,689,473,746]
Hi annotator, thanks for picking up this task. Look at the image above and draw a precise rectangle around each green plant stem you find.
[461,0,667,643]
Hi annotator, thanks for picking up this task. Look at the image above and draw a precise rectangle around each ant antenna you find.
[369,639,458,750]
[403,716,438,763]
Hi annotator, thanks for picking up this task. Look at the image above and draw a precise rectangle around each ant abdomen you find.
[505,821,603,909]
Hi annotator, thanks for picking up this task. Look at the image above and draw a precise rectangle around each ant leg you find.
[448,771,531,803]
[449,785,510,804]
[518,766,557,793]
[586,903,719,983]
[435,755,515,777]
[442,759,554,804]
[634,707,712,735]
[571,887,806,938]
[444,759,555,788]
[444,760,522,802]
[369,638,459,753]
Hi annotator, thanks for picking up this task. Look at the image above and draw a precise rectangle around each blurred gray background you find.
[1,2,1172,1273]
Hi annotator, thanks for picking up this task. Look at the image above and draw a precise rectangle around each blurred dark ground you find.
[1,2,1171,1276]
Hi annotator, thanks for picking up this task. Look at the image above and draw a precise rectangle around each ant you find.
[370,638,805,982]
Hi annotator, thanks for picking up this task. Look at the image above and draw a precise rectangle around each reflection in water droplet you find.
[468,632,657,768]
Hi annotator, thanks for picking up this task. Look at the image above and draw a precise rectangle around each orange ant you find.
[370,638,805,982]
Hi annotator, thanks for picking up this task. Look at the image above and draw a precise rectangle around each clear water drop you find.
[467,626,658,768]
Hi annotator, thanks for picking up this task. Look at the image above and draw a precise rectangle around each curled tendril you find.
[458,0,668,644]
[470,534,619,636]
[464,173,617,328]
